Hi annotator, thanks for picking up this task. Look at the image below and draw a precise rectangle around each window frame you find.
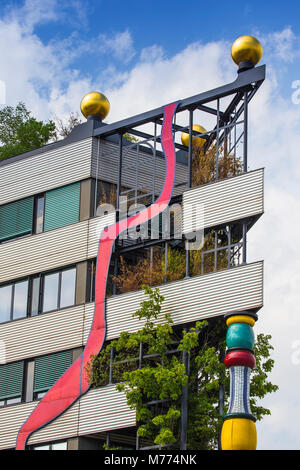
[0,265,77,326]
[41,266,76,315]
[0,277,30,324]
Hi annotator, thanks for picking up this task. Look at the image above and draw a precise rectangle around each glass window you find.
[6,397,21,405]
[43,273,59,313]
[13,281,28,320]
[60,268,76,308]
[0,285,12,323]
[31,277,40,316]
[35,196,44,234]
[52,442,67,450]
[34,442,67,450]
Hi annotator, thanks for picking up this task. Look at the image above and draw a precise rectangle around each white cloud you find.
[98,30,136,63]
[0,2,300,448]
[260,27,297,63]
[5,0,59,32]
[140,45,165,62]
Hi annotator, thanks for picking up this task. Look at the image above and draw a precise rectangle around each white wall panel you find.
[0,305,85,363]
[0,138,92,206]
[183,169,264,234]
[0,386,133,449]
[84,261,263,342]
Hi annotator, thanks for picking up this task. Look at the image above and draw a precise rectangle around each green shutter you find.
[33,350,73,393]
[0,198,33,242]
[44,183,80,232]
[0,361,24,400]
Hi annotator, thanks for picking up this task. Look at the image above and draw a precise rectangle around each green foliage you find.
[87,286,278,450]
[0,102,56,160]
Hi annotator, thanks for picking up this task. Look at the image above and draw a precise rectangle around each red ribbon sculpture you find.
[16,101,179,450]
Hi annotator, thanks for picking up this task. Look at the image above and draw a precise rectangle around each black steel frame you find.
[91,64,265,451]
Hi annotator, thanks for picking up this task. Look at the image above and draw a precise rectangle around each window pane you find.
[6,396,21,405]
[60,268,76,309]
[13,281,28,320]
[43,273,59,312]
[52,442,67,450]
[35,196,44,234]
[0,197,33,242]
[31,277,40,316]
[34,444,50,450]
[0,285,12,323]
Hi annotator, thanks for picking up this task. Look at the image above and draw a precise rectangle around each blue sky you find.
[0,0,299,104]
[0,0,300,451]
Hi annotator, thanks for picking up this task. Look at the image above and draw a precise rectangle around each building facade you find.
[0,58,265,450]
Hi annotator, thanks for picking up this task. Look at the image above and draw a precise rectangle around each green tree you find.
[0,102,56,161]
[86,286,278,450]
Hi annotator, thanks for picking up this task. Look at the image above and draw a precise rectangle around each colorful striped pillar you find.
[221,311,258,450]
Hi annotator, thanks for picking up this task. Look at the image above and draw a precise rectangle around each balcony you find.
[0,261,263,364]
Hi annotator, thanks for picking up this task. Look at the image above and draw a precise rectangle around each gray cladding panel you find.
[0,386,133,449]
[0,305,85,363]
[0,138,93,206]
[92,138,188,198]
[0,214,115,284]
[84,261,263,342]
[0,262,262,364]
[182,168,264,234]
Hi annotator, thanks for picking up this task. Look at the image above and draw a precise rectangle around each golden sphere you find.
[231,35,263,66]
[80,91,110,120]
[181,124,207,148]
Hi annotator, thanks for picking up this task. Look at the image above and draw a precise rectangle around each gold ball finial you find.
[181,124,207,148]
[80,91,110,120]
[231,35,263,67]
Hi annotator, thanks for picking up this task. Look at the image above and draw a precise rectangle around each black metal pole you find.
[185,110,193,279]
[188,109,193,188]
[109,346,114,384]
[243,91,248,173]
[216,99,220,181]
[116,133,123,220]
[136,342,143,450]
[243,222,247,264]
[164,241,168,283]
[218,347,225,450]
[180,328,190,450]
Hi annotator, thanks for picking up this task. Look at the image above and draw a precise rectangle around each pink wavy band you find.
[16,100,179,450]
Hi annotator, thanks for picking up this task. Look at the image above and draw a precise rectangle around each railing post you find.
[243,92,248,172]
[109,346,114,384]
[180,328,189,450]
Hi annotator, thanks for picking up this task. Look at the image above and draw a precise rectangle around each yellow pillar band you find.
[221,418,257,450]
[226,315,255,328]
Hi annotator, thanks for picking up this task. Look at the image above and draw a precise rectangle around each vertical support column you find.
[221,310,258,450]
[243,92,248,173]
[109,347,114,384]
[113,133,123,296]
[116,133,123,219]
[185,109,193,278]
[216,99,220,181]
[180,328,189,450]
[242,222,247,264]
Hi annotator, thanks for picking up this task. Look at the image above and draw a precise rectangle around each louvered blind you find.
[44,182,80,232]
[33,350,73,393]
[0,197,33,242]
[0,361,24,400]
